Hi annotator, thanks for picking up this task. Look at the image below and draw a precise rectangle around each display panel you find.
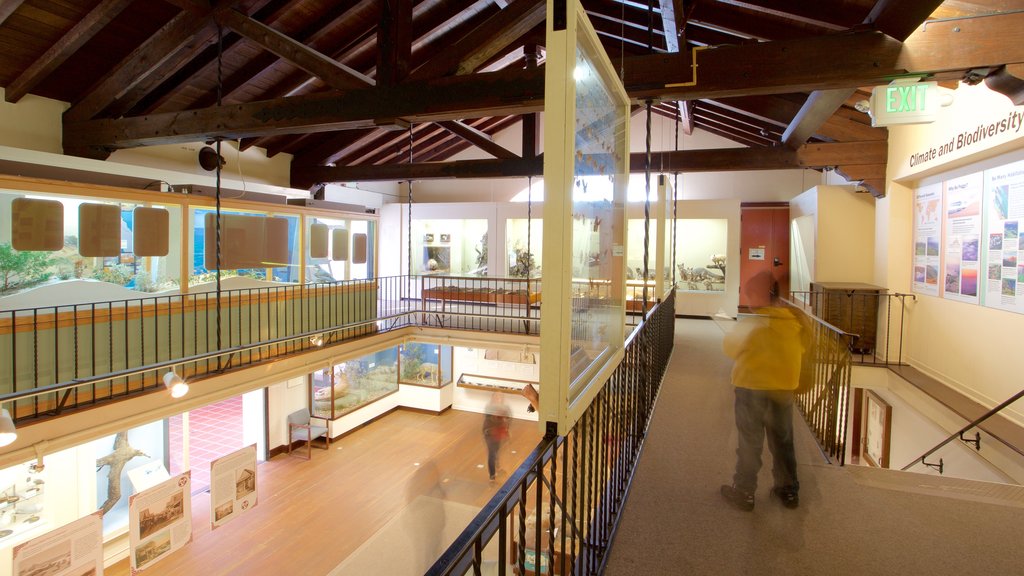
[674,219,727,292]
[412,219,488,276]
[983,159,1024,312]
[913,183,942,296]
[942,173,982,304]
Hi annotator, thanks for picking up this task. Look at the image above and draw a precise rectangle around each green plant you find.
[0,242,55,293]
[508,246,537,278]
[475,232,488,270]
[91,264,134,286]
[401,344,426,381]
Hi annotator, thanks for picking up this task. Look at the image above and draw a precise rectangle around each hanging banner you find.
[210,445,258,529]
[983,159,1024,312]
[12,512,103,576]
[942,174,982,304]
[912,183,942,296]
[129,472,192,574]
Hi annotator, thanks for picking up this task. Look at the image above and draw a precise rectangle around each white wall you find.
[0,88,66,154]
[267,376,310,449]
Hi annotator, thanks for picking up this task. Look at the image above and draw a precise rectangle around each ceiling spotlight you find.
[163,371,189,398]
[311,334,324,347]
[854,99,871,114]
[0,408,17,447]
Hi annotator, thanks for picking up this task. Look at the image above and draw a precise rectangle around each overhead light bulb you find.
[311,334,324,347]
[0,409,17,447]
[163,371,189,398]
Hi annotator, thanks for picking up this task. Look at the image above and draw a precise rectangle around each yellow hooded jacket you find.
[722,308,806,391]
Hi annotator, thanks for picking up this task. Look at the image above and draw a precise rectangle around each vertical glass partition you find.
[541,1,629,433]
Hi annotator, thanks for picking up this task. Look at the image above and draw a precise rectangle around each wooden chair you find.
[287,408,329,459]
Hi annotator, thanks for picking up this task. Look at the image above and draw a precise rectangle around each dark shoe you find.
[771,487,799,509]
[720,485,754,511]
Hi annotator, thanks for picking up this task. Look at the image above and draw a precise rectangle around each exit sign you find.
[869,81,940,127]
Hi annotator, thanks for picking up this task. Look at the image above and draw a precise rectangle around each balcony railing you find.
[427,290,675,575]
[790,289,915,365]
[0,275,540,423]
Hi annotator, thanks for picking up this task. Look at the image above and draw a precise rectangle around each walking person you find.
[482,393,512,484]
[720,306,808,511]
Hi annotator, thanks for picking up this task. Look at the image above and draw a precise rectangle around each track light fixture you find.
[0,408,17,447]
[163,371,189,398]
[311,334,325,347]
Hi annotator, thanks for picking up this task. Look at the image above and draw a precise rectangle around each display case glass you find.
[412,219,488,275]
[0,189,182,300]
[567,40,628,392]
[675,218,727,292]
[0,460,46,544]
[306,217,375,282]
[311,348,399,419]
[505,218,542,278]
[398,343,454,387]
[190,207,300,286]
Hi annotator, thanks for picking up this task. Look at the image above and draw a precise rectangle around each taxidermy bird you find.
[96,431,149,515]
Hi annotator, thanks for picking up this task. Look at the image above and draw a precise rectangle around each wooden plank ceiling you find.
[1,0,1022,197]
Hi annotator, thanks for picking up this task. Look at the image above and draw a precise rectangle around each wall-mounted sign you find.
[869,80,941,127]
[748,247,765,261]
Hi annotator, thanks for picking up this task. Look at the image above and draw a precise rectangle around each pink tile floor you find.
[168,396,246,493]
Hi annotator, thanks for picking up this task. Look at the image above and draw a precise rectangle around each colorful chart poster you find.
[210,445,258,529]
[942,173,982,304]
[983,159,1024,313]
[912,183,942,296]
[12,512,103,576]
[128,472,191,574]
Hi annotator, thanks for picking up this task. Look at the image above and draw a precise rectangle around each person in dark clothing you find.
[482,393,512,483]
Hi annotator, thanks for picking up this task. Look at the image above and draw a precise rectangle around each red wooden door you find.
[739,205,790,309]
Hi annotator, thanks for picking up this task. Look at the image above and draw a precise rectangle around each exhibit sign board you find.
[129,472,192,574]
[210,445,258,529]
[912,157,1024,314]
[12,512,103,576]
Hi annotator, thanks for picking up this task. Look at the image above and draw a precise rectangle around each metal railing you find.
[790,289,915,365]
[0,275,541,423]
[784,299,856,466]
[427,290,675,576]
[900,387,1024,473]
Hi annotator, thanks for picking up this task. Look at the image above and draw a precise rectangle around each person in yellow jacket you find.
[720,306,807,511]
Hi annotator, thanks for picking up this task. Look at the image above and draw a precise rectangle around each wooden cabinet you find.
[809,282,882,355]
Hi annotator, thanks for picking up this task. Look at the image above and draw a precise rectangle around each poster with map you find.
[912,183,942,296]
[942,173,982,304]
[983,159,1024,313]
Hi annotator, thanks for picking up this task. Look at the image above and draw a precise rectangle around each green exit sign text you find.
[869,81,940,127]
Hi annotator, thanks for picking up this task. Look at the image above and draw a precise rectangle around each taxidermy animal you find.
[96,431,148,515]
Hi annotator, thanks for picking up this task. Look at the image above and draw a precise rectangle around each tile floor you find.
[168,396,246,493]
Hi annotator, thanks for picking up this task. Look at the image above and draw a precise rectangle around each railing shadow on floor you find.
[426,290,675,576]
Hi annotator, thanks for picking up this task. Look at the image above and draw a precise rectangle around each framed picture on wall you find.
[440,233,450,243]
[424,233,434,243]
[862,390,892,468]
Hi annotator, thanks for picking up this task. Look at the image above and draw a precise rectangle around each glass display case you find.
[412,219,488,276]
[675,219,727,292]
[398,342,453,387]
[310,348,399,420]
[505,218,542,278]
[0,461,46,543]
[307,217,375,282]
[0,189,182,299]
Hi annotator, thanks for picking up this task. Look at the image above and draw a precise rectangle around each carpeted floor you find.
[604,318,1024,576]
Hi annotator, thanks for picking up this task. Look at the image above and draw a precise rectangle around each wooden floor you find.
[106,408,543,576]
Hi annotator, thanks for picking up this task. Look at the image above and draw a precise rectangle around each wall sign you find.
[870,81,941,127]
[748,247,765,261]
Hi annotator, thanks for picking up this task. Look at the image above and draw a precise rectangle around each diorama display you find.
[311,348,400,419]
[94,421,167,537]
[411,219,488,276]
[674,219,728,292]
[0,460,46,543]
[420,275,541,306]
[399,342,453,387]
[505,218,542,278]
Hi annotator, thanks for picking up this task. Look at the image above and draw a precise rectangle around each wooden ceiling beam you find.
[216,9,374,90]
[4,0,135,103]
[865,0,945,41]
[679,101,694,135]
[65,17,1024,152]
[292,141,884,186]
[714,0,863,29]
[693,120,774,147]
[409,0,544,80]
[0,0,26,28]
[438,120,518,160]
[376,0,413,86]
[781,89,856,148]
[834,163,888,182]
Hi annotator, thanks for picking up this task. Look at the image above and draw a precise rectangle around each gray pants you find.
[732,387,799,494]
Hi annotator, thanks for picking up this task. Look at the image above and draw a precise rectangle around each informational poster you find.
[210,445,258,529]
[912,183,942,296]
[983,159,1024,313]
[12,512,103,576]
[942,174,982,304]
[129,472,192,574]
